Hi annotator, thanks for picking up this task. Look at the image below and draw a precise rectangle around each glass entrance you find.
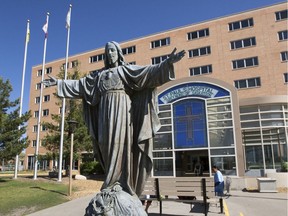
[175,150,209,177]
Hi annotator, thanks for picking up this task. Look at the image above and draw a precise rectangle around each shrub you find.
[281,161,288,172]
[80,161,104,175]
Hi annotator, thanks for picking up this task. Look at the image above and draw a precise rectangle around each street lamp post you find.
[67,119,78,196]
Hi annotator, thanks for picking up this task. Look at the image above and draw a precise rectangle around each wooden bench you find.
[141,177,223,216]
[140,177,160,204]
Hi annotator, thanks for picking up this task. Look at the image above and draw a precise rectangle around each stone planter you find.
[257,178,277,192]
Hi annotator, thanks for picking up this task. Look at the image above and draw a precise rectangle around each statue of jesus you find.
[44,41,185,215]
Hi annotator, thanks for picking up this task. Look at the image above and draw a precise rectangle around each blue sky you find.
[0,0,285,113]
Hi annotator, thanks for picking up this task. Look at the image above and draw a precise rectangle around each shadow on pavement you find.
[190,203,209,214]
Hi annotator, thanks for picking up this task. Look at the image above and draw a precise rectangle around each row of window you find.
[32,125,47,132]
[36,83,48,90]
[188,51,286,73]
[235,73,288,89]
[35,95,50,103]
[37,67,52,77]
[34,109,49,117]
[33,106,69,116]
[240,104,288,129]
[234,77,261,89]
[190,62,287,88]
[230,9,287,32]
[61,60,79,70]
[37,61,79,76]
[188,45,287,64]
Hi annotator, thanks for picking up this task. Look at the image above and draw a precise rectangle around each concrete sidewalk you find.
[27,194,223,216]
[224,190,288,216]
[28,190,287,216]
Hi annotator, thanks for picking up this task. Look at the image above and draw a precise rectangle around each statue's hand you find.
[42,75,57,87]
[168,48,185,64]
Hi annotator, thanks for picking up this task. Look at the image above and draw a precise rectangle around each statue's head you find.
[104,41,125,69]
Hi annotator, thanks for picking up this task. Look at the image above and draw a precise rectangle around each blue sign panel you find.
[158,83,230,104]
[173,99,207,148]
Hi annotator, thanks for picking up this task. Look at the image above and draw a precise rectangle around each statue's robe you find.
[57,60,174,196]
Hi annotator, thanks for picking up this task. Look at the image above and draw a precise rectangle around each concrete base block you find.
[257,178,277,193]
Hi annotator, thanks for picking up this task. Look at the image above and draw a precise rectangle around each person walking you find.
[212,165,224,196]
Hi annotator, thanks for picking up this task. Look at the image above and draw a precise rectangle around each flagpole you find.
[14,20,30,179]
[34,12,49,180]
[58,4,72,182]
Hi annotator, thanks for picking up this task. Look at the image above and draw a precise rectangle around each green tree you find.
[42,64,93,167]
[0,77,31,161]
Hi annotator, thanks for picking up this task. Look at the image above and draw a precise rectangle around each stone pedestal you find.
[257,178,277,193]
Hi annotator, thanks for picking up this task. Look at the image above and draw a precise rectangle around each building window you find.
[36,82,46,90]
[228,18,254,31]
[275,10,288,21]
[89,54,105,63]
[188,46,211,58]
[61,63,69,70]
[71,60,78,68]
[42,125,47,131]
[151,37,170,49]
[189,65,212,76]
[43,95,50,102]
[43,109,49,116]
[280,51,288,61]
[34,111,39,118]
[122,46,136,55]
[45,67,52,74]
[59,106,68,114]
[33,125,38,132]
[35,97,40,104]
[240,104,287,170]
[173,99,208,148]
[232,56,259,69]
[187,28,209,40]
[32,140,37,147]
[278,30,288,41]
[36,83,41,90]
[234,77,261,89]
[284,73,288,83]
[152,55,169,64]
[230,37,256,50]
[37,70,42,77]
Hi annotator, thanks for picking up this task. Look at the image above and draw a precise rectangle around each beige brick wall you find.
[24,2,287,169]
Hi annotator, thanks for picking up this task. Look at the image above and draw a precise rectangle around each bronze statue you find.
[44,41,185,215]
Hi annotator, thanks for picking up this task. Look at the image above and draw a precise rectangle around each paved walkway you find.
[28,190,287,216]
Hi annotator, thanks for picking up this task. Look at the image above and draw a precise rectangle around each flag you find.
[66,8,71,29]
[26,26,30,43]
[42,21,48,38]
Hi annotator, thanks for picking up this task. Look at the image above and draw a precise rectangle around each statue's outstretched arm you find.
[167,48,186,64]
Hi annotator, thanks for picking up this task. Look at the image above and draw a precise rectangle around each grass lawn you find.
[0,176,70,216]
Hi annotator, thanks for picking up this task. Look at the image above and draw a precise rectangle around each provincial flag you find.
[42,21,48,38]
[66,8,71,29]
[26,26,30,43]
